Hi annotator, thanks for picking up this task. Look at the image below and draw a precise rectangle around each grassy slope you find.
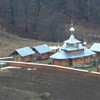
[0,23,100,57]
[0,28,57,57]
[0,27,98,71]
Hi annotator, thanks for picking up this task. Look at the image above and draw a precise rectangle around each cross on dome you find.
[83,38,87,46]
[69,20,75,32]
[64,20,81,44]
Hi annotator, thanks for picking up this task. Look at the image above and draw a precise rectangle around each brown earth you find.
[0,68,100,100]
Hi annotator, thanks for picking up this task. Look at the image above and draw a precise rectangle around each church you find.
[50,21,96,66]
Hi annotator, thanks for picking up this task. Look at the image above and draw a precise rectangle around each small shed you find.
[10,47,35,62]
[33,44,52,60]
[90,43,100,58]
[49,46,58,53]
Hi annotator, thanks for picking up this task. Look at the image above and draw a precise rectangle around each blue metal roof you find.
[90,43,100,52]
[34,44,52,54]
[64,34,81,44]
[16,47,35,57]
[50,48,96,60]
[84,48,96,56]
[50,49,69,59]
[61,43,84,51]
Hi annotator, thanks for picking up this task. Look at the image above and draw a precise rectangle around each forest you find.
[0,0,100,42]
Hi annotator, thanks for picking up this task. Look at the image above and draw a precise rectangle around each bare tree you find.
[32,0,42,32]
[23,0,30,33]
[24,5,28,32]
[87,0,92,20]
[9,0,15,24]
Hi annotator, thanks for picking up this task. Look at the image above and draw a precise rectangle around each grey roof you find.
[50,49,69,59]
[61,43,84,51]
[84,48,96,56]
[34,44,52,54]
[90,43,100,52]
[14,47,35,57]
[50,48,96,60]
[64,34,81,44]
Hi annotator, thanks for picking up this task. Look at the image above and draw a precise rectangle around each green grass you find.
[79,67,97,72]
[34,59,53,64]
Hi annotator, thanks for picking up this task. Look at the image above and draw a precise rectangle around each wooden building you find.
[33,44,52,60]
[10,47,35,62]
[90,43,100,58]
[50,22,95,66]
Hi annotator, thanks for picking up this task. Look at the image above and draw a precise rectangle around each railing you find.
[0,57,14,61]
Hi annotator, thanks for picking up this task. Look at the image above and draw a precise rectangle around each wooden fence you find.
[4,61,100,78]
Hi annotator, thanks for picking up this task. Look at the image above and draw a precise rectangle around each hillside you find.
[0,25,99,57]
[0,0,100,41]
[0,28,56,57]
[1,1,100,100]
